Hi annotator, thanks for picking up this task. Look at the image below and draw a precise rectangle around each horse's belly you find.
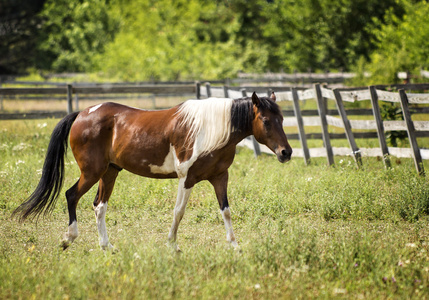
[148,148,176,175]
[117,144,179,179]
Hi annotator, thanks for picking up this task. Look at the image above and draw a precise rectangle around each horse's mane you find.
[176,98,233,156]
[176,96,280,156]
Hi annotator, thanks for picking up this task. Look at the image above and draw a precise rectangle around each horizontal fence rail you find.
[0,83,198,119]
[1,81,429,174]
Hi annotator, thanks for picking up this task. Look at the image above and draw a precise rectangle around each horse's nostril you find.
[281,148,292,159]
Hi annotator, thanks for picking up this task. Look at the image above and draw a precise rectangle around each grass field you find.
[1,118,429,299]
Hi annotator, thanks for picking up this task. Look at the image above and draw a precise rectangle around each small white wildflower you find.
[15,160,25,166]
[406,243,417,248]
[333,288,347,295]
[254,284,261,289]
[37,123,48,128]
[12,143,29,151]
[306,177,313,182]
[133,253,141,260]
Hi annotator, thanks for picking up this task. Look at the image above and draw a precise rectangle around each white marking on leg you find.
[167,177,192,251]
[221,207,238,248]
[64,220,79,242]
[88,103,102,114]
[95,202,113,250]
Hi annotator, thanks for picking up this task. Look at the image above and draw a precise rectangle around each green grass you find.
[1,119,429,299]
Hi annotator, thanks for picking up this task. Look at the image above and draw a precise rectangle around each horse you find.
[13,92,292,251]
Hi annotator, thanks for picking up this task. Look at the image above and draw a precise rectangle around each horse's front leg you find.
[209,171,238,248]
[167,177,192,252]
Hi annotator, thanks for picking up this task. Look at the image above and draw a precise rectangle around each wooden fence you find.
[235,69,429,86]
[199,82,429,175]
[0,83,197,119]
[1,81,429,174]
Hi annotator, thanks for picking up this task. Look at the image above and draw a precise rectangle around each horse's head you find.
[251,92,292,163]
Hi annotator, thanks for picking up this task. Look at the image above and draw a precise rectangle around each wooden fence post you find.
[333,89,362,167]
[74,93,79,111]
[205,82,211,98]
[241,89,247,97]
[399,89,424,175]
[195,82,201,99]
[369,86,391,168]
[223,85,229,98]
[314,84,334,166]
[67,84,73,114]
[151,95,156,109]
[292,88,310,165]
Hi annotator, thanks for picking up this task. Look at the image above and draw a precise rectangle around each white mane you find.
[176,97,233,156]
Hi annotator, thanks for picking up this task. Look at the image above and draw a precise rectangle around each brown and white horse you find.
[14,92,292,251]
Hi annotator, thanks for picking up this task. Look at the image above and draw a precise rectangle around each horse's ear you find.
[252,92,260,107]
[270,92,276,102]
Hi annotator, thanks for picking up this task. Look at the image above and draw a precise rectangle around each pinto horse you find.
[14,92,292,251]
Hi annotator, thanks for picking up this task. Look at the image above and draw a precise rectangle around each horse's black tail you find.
[13,112,80,221]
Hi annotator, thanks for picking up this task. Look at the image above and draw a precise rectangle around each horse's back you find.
[69,102,179,178]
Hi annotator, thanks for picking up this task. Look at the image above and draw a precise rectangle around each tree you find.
[360,0,429,84]
[95,0,256,80]
[262,0,404,72]
[34,0,119,72]
[0,0,46,74]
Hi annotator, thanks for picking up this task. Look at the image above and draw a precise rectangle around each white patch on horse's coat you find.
[175,136,204,178]
[89,104,102,114]
[149,145,176,174]
[221,207,238,247]
[95,202,112,250]
[176,98,233,156]
[149,141,202,178]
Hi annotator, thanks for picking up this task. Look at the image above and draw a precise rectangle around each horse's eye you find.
[263,119,271,127]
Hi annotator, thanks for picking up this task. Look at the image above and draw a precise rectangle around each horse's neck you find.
[229,129,253,146]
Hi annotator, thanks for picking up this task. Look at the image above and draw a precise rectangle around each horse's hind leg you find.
[93,165,120,250]
[62,174,100,249]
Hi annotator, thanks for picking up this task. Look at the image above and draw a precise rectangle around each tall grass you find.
[1,119,428,299]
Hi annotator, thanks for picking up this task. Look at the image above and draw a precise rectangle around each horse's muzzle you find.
[276,148,292,163]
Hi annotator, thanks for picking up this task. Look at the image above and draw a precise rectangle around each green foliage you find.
[262,0,402,72]
[35,0,119,72]
[5,0,427,82]
[95,0,407,80]
[0,0,45,74]
[380,103,408,147]
[353,1,429,85]
[94,0,263,80]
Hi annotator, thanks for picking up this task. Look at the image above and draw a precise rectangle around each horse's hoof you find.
[166,241,181,253]
[230,241,241,252]
[100,243,116,252]
[60,240,70,251]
